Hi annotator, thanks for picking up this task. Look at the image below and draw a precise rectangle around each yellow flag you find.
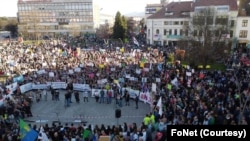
[120,47,124,53]
[139,61,144,68]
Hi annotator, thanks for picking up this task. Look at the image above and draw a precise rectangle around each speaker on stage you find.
[115,109,121,118]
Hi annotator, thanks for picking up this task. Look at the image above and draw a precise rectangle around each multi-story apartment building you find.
[17,0,97,39]
[146,0,238,46]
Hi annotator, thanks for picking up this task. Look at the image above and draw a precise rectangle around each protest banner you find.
[6,82,18,94]
[32,84,49,90]
[73,83,91,91]
[20,83,33,93]
[50,82,67,89]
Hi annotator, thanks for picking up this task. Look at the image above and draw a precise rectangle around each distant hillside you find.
[124,12,145,17]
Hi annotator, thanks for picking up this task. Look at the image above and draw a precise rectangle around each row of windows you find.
[149,29,188,36]
[164,21,189,25]
[19,17,93,23]
[19,25,93,30]
[19,11,93,17]
[148,28,235,38]
[18,3,92,11]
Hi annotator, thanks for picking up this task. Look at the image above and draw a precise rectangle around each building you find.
[146,1,193,46]
[235,0,250,48]
[17,0,97,39]
[99,13,115,27]
[145,3,164,19]
[146,0,238,46]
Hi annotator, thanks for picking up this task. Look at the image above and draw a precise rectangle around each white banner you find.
[32,84,50,90]
[6,82,18,94]
[73,83,91,91]
[20,83,33,93]
[49,82,67,89]
[139,91,153,104]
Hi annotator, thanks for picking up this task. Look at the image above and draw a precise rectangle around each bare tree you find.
[179,7,231,67]
[96,23,112,39]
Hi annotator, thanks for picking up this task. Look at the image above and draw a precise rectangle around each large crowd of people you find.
[0,37,250,141]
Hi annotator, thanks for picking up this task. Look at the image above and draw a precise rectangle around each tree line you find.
[0,17,18,37]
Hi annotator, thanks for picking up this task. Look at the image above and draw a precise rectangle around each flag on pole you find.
[156,97,163,116]
[19,119,38,141]
[133,37,139,47]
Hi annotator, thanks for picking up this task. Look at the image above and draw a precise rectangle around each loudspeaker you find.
[115,109,121,118]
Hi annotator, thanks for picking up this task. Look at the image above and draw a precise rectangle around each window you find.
[230,30,233,38]
[242,20,248,27]
[180,29,183,36]
[216,16,228,25]
[164,21,169,25]
[230,20,235,27]
[173,21,179,25]
[169,29,172,35]
[183,21,189,25]
[198,30,202,36]
[185,30,188,36]
[165,21,173,25]
[156,29,159,34]
[207,16,213,25]
[164,29,167,35]
[239,30,248,38]
[193,30,197,36]
[174,29,177,35]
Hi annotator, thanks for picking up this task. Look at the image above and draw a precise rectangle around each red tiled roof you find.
[147,0,239,19]
[147,1,194,19]
[194,0,238,11]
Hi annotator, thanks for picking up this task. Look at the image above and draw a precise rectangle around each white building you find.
[17,0,97,38]
[146,1,193,46]
[146,0,239,46]
[99,13,115,27]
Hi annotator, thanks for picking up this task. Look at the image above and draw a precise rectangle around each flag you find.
[38,126,49,141]
[157,97,163,116]
[19,119,38,141]
[133,37,139,47]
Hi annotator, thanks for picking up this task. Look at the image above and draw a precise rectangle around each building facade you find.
[146,1,193,46]
[235,0,250,48]
[17,0,96,39]
[146,0,239,47]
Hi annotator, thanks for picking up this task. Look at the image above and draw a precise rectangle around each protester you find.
[0,37,249,141]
